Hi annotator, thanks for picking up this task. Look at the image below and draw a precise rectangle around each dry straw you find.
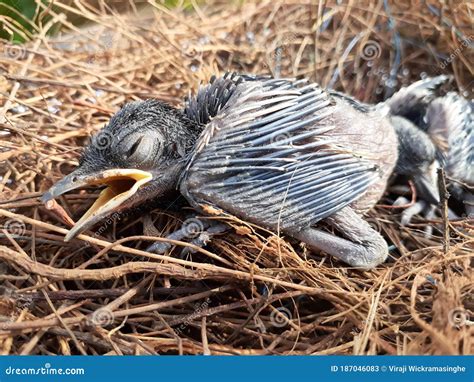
[0,0,472,355]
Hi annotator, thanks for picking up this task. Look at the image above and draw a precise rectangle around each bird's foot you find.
[291,206,389,269]
[394,197,441,237]
[146,217,228,255]
[393,197,429,226]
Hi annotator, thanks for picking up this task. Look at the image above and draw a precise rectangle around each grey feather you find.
[382,75,452,128]
[180,76,381,231]
[425,92,473,184]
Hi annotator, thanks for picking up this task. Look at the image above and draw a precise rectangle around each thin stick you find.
[437,168,450,255]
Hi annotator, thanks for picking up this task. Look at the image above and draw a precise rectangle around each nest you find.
[0,0,472,355]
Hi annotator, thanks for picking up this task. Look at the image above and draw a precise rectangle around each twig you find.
[437,168,450,254]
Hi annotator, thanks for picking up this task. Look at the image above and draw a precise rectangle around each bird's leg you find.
[179,223,229,257]
[394,198,438,237]
[423,204,437,237]
[146,217,228,254]
[289,206,388,269]
[398,199,428,226]
[146,226,191,254]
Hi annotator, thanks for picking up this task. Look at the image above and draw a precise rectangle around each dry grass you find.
[0,0,472,355]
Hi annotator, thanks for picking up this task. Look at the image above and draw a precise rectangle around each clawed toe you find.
[179,223,228,256]
[146,218,228,255]
[146,241,172,254]
[400,200,428,226]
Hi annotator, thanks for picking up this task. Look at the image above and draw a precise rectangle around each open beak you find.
[42,169,153,241]
[414,169,440,205]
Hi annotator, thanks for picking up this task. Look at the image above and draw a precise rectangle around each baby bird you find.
[43,73,402,268]
[384,75,473,223]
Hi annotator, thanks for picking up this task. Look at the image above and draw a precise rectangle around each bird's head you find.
[42,100,200,241]
[391,115,443,204]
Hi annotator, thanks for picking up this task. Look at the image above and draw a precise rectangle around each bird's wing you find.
[382,75,452,127]
[180,77,381,231]
[426,92,474,184]
[183,72,271,125]
[328,90,372,112]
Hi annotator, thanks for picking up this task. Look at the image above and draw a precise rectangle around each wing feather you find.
[382,75,452,127]
[180,75,381,230]
[426,93,473,183]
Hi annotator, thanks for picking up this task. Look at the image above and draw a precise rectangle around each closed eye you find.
[128,136,143,157]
